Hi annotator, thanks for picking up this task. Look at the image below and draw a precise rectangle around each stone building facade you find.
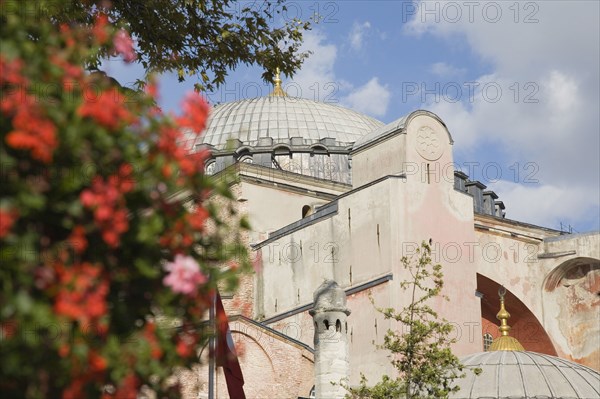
[177,83,600,398]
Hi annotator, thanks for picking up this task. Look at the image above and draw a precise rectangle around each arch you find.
[204,160,216,175]
[197,329,276,371]
[336,319,341,332]
[272,144,292,154]
[544,257,600,292]
[302,205,313,218]
[477,273,557,356]
[310,144,329,154]
[234,146,253,155]
[405,109,454,144]
[542,257,600,369]
[238,154,254,164]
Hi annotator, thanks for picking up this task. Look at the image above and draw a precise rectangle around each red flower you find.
[157,125,183,158]
[176,92,210,133]
[101,230,119,247]
[0,56,27,87]
[0,56,28,115]
[58,343,70,358]
[88,350,108,373]
[179,148,211,176]
[5,106,58,163]
[54,262,109,325]
[80,190,96,207]
[62,377,85,399]
[143,322,163,360]
[118,163,136,192]
[187,206,209,231]
[161,163,173,179]
[59,23,75,48]
[79,169,133,247]
[93,13,110,45]
[2,57,57,163]
[176,331,198,358]
[68,225,88,254]
[0,208,18,238]
[78,87,135,130]
[145,79,158,99]
[110,374,139,399]
[51,56,84,90]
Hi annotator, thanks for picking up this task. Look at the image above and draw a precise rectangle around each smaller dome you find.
[309,280,350,315]
[451,351,600,399]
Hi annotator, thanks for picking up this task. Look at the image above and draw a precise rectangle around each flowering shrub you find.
[0,1,249,398]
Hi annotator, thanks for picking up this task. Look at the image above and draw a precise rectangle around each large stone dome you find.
[190,96,382,149]
[451,351,600,399]
[179,96,383,184]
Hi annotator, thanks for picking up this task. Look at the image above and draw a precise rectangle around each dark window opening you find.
[302,205,312,218]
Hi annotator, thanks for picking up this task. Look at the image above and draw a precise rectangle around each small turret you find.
[310,280,351,398]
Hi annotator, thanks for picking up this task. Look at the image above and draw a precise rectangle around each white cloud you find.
[342,77,391,117]
[430,62,466,78]
[287,30,338,101]
[405,0,599,230]
[492,181,598,231]
[290,30,390,119]
[544,70,579,114]
[349,21,371,51]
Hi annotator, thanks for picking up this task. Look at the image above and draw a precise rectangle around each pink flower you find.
[163,255,207,295]
[114,30,136,63]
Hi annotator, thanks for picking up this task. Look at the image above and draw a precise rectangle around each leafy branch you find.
[346,241,467,399]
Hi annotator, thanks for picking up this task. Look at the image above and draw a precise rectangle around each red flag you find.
[215,292,246,399]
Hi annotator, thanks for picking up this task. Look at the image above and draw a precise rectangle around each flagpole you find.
[208,290,215,399]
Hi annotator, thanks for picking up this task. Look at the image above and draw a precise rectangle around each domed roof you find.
[180,96,383,151]
[310,280,349,314]
[451,351,600,399]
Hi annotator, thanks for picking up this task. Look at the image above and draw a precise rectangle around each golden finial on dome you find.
[269,67,287,97]
[489,286,525,351]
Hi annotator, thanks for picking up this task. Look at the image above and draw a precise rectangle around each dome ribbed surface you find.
[180,96,383,151]
[451,351,600,399]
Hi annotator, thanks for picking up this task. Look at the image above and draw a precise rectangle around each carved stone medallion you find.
[415,125,443,161]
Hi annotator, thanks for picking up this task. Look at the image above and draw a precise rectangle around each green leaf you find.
[15,290,33,314]
[134,258,160,278]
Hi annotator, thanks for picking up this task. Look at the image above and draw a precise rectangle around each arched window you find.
[205,161,216,175]
[483,333,494,351]
[239,154,253,164]
[302,205,312,218]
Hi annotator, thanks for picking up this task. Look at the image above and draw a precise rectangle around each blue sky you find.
[105,1,600,233]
